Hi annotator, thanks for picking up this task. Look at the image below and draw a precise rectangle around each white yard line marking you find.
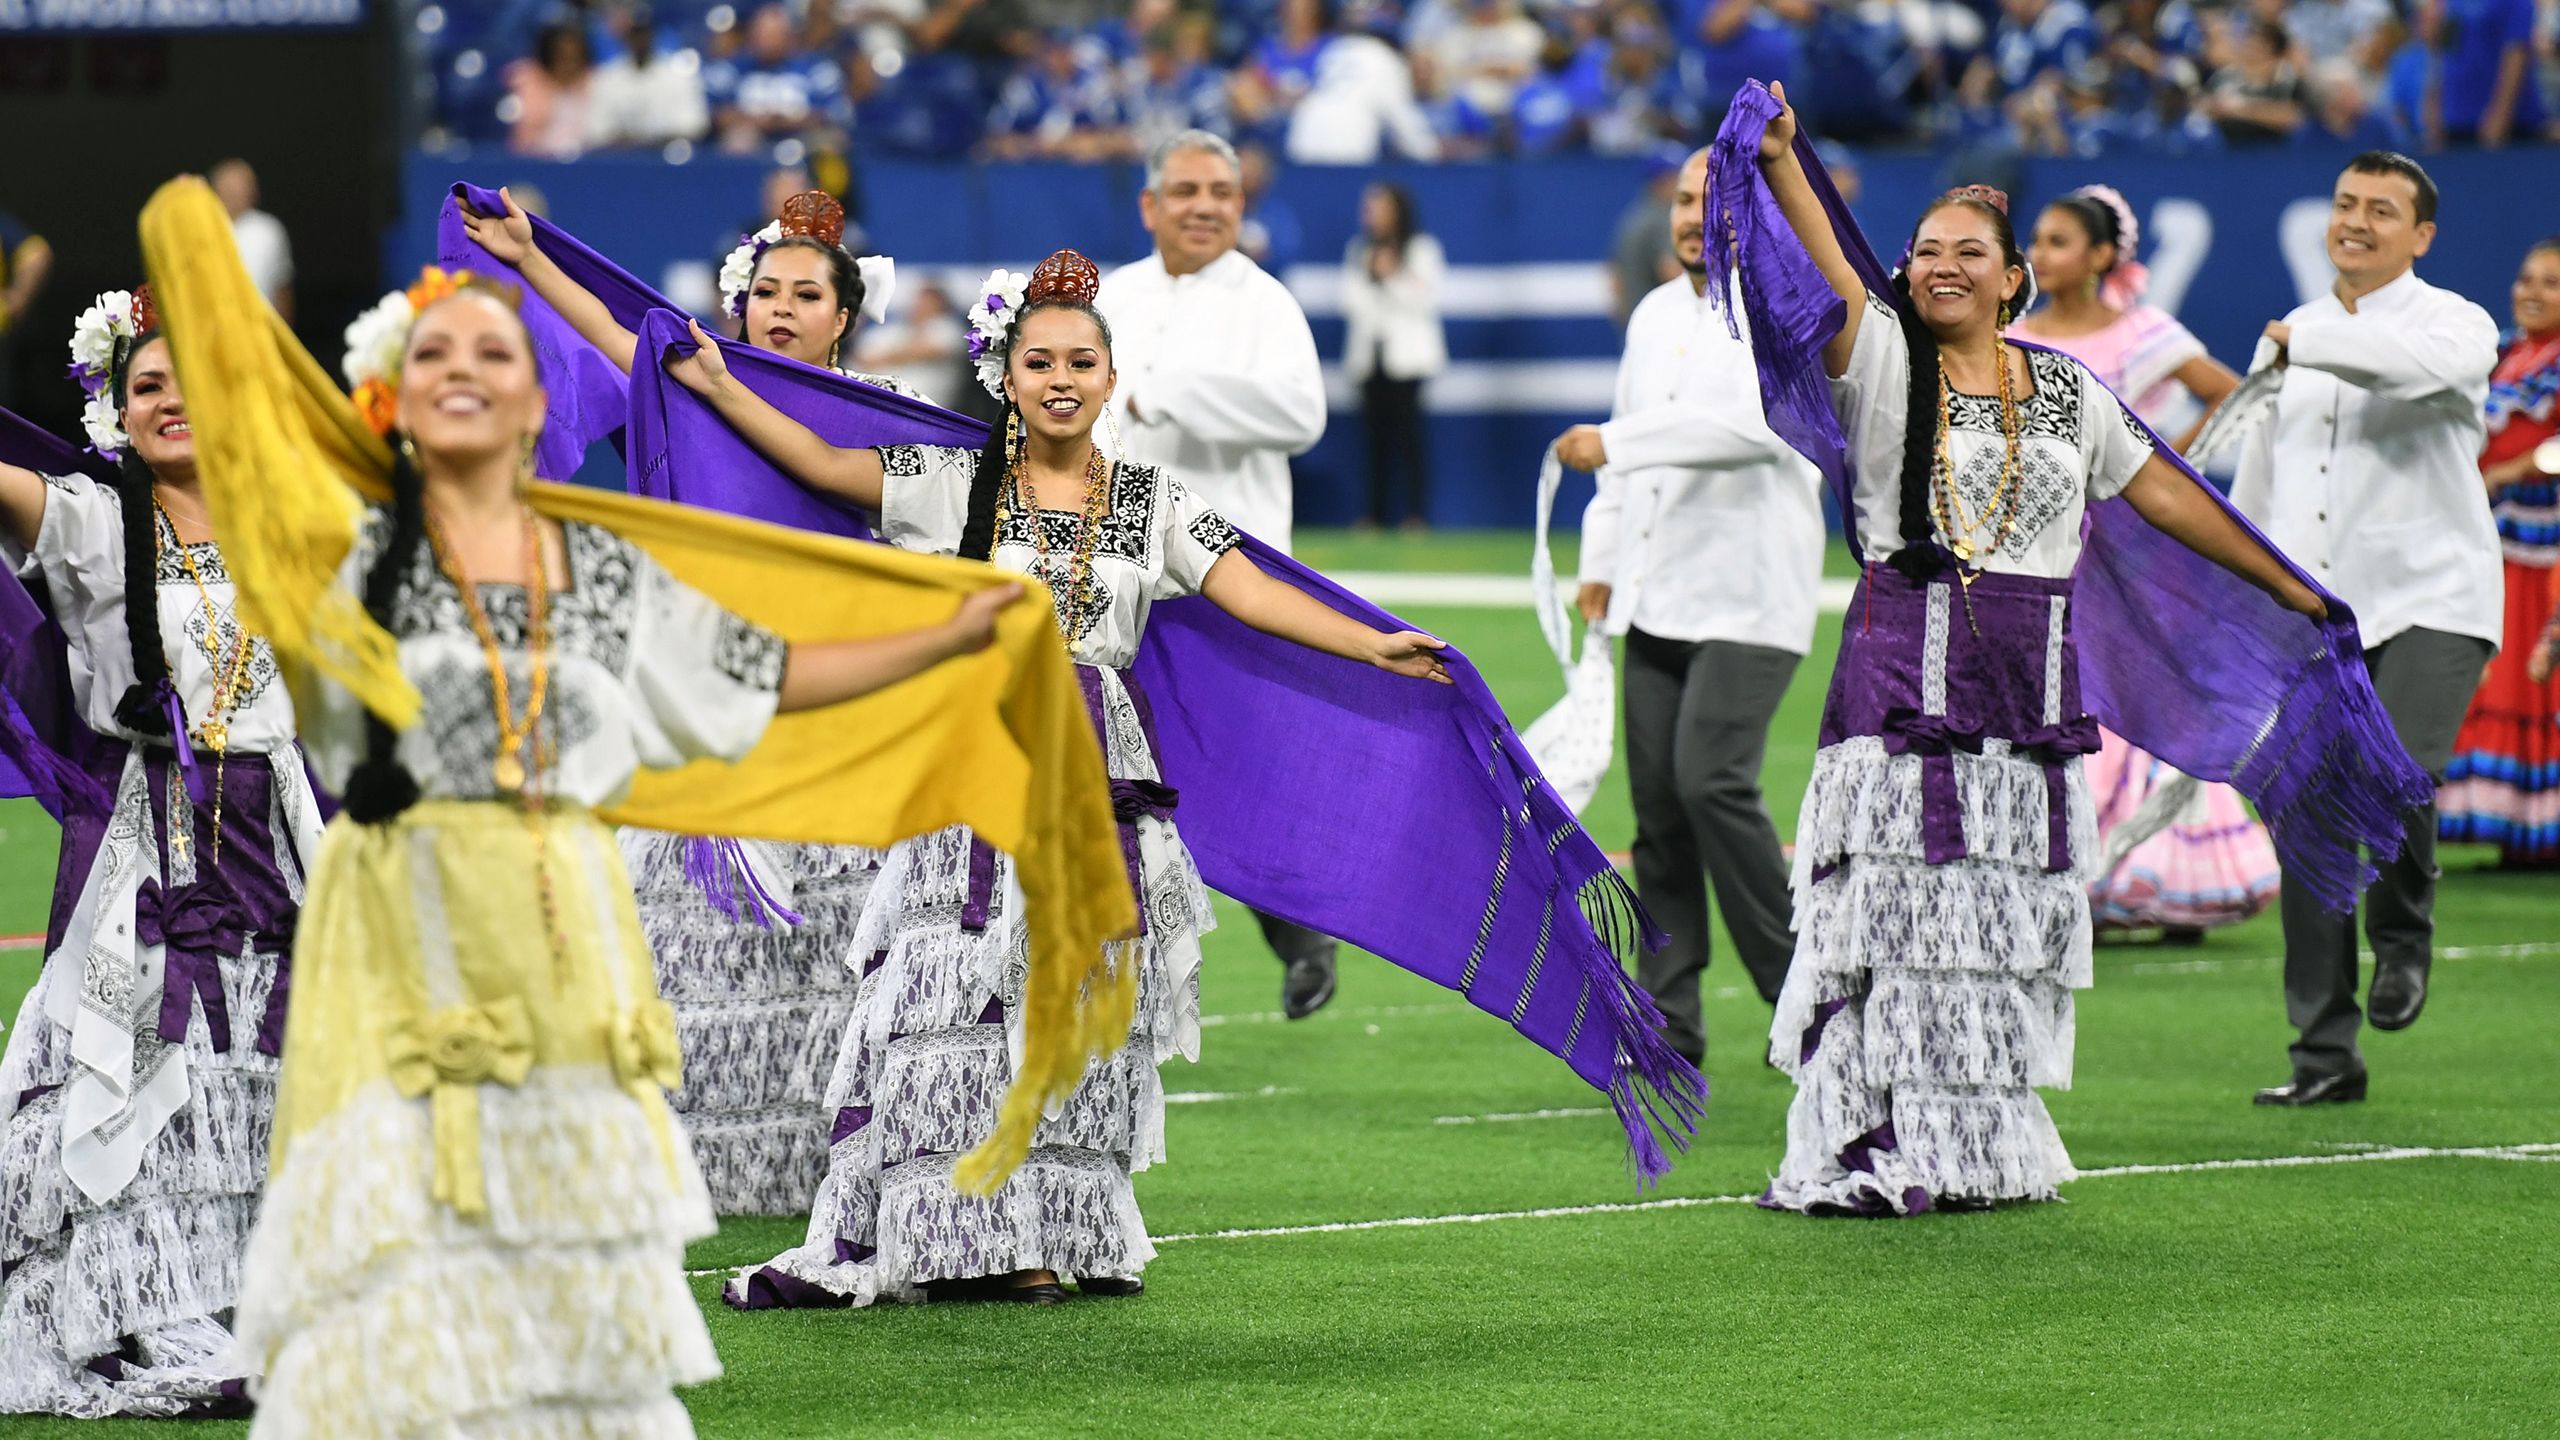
[1166,1087,1298,1105]
[1433,1106,1614,1126]
[2126,940,2560,976]
[683,1141,2559,1274]
[1,932,40,954]
[1145,1141,2560,1245]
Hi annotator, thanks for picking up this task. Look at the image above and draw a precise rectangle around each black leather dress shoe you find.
[2368,964,2429,1031]
[1076,1275,1144,1297]
[2253,1070,2369,1106]
[1283,955,1336,1020]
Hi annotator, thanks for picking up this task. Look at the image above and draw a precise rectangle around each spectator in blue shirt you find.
[1675,0,1811,119]
[2304,59,2414,147]
[2432,0,2546,146]
[1993,0,2102,92]
[1511,31,1609,155]
[1125,16,1236,154]
[704,4,855,153]
[985,29,1128,159]
[1232,0,1330,142]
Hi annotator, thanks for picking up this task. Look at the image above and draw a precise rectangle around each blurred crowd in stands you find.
[425,0,2559,162]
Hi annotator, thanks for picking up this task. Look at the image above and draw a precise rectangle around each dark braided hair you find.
[2048,194,2124,278]
[107,330,175,736]
[339,443,428,822]
[1885,193,2031,582]
[958,298,1115,563]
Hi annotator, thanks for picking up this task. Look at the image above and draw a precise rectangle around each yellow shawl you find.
[140,176,1132,1190]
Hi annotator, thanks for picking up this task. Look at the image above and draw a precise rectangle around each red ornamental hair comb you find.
[132,284,161,334]
[777,191,847,247]
[1026,249,1102,307]
[1941,184,2010,216]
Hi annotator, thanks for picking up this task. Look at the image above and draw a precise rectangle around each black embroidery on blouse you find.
[1946,349,2085,445]
[147,508,231,585]
[1944,442,2080,561]
[177,596,281,705]
[712,611,786,692]
[994,461,1165,565]
[386,519,639,673]
[413,654,602,796]
[2118,403,2156,455]
[879,445,932,483]
[1185,508,1240,558]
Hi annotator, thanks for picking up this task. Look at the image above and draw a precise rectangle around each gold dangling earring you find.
[1102,402,1126,461]
[1005,405,1022,464]
[396,431,420,469]
[517,431,538,491]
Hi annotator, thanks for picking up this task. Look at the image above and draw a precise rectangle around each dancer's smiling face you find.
[742,241,850,369]
[1006,305,1116,446]
[2326,167,2431,292]
[398,290,548,468]
[1909,202,2025,341]
[119,336,196,476]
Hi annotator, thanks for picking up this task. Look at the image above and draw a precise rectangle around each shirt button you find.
[2317,511,2328,521]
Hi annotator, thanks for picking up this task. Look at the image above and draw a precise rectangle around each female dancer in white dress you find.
[678,251,1449,1304]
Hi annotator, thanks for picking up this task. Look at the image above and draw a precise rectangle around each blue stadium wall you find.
[393,146,2555,530]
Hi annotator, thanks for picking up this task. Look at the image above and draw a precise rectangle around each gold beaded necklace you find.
[153,499,256,866]
[1931,344,2028,634]
[423,501,551,795]
[1001,442,1112,638]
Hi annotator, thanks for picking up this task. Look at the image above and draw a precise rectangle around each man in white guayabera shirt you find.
[2232,151,2501,1108]
[1555,145,1825,1069]
[1097,129,1338,1018]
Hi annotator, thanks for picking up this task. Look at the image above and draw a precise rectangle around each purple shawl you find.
[0,408,114,819]
[1708,87,2431,910]
[444,188,1704,1180]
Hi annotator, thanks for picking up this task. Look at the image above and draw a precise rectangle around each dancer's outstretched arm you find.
[0,462,45,552]
[665,318,885,509]
[778,582,1022,712]
[1200,550,1452,683]
[459,186,642,376]
[1753,82,1866,378]
[2120,456,2327,619]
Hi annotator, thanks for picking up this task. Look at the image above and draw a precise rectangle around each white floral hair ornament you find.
[966,267,1030,399]
[340,267,484,437]
[67,287,153,457]
[716,190,897,327]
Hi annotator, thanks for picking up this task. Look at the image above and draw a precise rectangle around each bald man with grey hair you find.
[1096,128,1339,1017]
[1553,145,1824,1066]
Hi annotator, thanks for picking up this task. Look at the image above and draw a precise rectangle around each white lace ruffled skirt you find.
[1765,569,2096,1216]
[622,832,878,1216]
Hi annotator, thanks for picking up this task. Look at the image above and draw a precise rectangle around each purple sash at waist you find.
[141,749,297,1056]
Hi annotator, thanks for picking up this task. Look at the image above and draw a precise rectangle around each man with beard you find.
[1097,128,1341,1018]
[1555,145,1825,1069]
[2232,151,2501,1106]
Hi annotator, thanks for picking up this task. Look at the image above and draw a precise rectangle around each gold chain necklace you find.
[1931,345,2027,634]
[1001,443,1112,637]
[423,502,551,795]
[153,500,256,866]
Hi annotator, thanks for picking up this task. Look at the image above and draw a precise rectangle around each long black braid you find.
[955,297,1115,563]
[339,443,428,822]
[107,330,176,736]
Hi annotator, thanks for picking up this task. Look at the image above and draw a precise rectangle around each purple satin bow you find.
[154,681,210,809]
[138,877,246,1053]
[2016,716,2105,874]
[1880,706,1985,865]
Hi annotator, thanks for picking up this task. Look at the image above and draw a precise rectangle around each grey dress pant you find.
[1622,628,1801,1061]
[2281,626,2492,1077]
[1253,909,1337,968]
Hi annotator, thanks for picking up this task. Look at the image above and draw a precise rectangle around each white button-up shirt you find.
[1097,248,1327,553]
[2232,269,2503,651]
[1577,275,1826,655]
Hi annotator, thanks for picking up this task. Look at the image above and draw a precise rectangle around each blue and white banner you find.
[0,0,363,31]
[393,146,2556,528]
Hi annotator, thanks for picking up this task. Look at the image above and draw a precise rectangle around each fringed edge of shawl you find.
[2239,619,2437,913]
[1534,778,1707,1187]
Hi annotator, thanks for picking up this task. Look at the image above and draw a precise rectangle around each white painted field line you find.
[1166,1086,1298,1105]
[1148,1141,2560,1245]
[0,933,39,954]
[1433,1106,1614,1126]
[2126,939,2560,976]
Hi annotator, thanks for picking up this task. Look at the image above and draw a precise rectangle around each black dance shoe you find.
[1283,954,1337,1020]
[2253,1070,2369,1106]
[1076,1276,1145,1297]
[999,1279,1071,1306]
[2368,964,2429,1031]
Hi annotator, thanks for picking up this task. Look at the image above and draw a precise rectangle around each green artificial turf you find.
[0,531,2553,1438]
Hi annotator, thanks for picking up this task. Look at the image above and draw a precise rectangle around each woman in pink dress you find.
[2011,184,2279,937]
